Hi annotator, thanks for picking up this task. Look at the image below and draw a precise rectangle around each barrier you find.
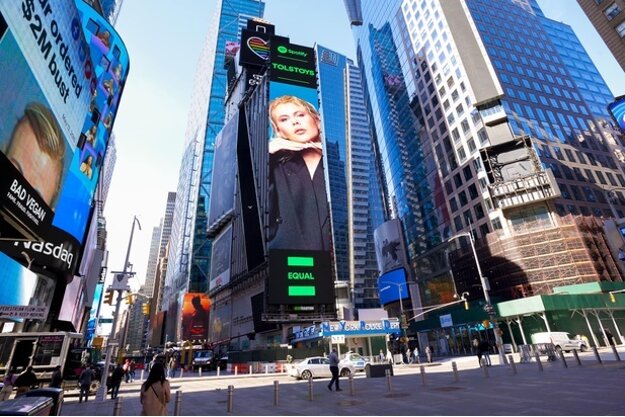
[349,372,354,396]
[508,355,517,375]
[174,390,182,416]
[481,358,489,378]
[419,365,426,385]
[308,376,313,401]
[385,369,392,392]
[227,385,234,413]
[451,361,459,382]
[273,381,279,406]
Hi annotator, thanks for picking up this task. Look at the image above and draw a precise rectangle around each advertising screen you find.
[608,95,625,134]
[181,293,210,341]
[374,219,407,274]
[209,225,232,291]
[266,39,334,306]
[378,268,409,306]
[0,1,128,279]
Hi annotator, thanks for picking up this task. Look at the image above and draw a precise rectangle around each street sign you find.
[110,272,130,290]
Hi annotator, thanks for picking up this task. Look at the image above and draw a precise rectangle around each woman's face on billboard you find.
[271,102,321,144]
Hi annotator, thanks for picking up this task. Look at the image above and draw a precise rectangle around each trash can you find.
[0,396,54,416]
[366,363,393,378]
[24,388,64,416]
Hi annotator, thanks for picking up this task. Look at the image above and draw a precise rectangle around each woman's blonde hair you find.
[268,95,319,132]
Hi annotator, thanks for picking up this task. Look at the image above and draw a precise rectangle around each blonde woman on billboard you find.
[267,95,330,252]
[80,154,94,180]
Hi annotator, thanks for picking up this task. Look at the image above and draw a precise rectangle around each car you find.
[530,332,588,353]
[288,356,355,380]
[341,352,370,372]
[191,350,214,371]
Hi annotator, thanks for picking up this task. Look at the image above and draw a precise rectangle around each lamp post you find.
[380,280,408,353]
[97,215,141,400]
[448,232,506,366]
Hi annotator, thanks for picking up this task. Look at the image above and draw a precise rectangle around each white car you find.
[341,352,371,372]
[288,356,355,380]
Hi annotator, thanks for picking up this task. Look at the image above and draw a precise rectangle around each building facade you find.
[577,0,625,71]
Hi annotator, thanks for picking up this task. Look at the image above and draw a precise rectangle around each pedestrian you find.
[406,348,412,364]
[327,349,341,392]
[49,365,63,388]
[386,348,393,365]
[425,345,433,363]
[0,369,16,401]
[110,364,125,399]
[605,329,615,346]
[123,358,131,383]
[129,360,136,382]
[479,339,492,366]
[140,362,171,416]
[472,338,483,366]
[78,366,94,403]
[378,349,385,363]
[167,356,176,379]
[14,366,38,397]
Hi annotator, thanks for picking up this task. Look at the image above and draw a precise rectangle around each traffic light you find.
[609,292,616,303]
[103,290,114,305]
[126,294,135,305]
[142,303,150,316]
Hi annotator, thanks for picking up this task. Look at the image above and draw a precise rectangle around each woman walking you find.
[140,362,171,415]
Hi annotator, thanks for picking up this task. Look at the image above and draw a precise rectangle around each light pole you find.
[97,215,141,400]
[379,280,408,353]
[448,232,506,366]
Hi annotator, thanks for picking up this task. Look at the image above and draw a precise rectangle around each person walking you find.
[385,349,393,365]
[0,369,16,401]
[110,364,125,399]
[167,357,176,379]
[406,348,412,364]
[479,339,492,366]
[327,349,341,392]
[140,362,171,416]
[14,366,38,397]
[605,329,615,346]
[78,366,94,403]
[425,345,433,363]
[473,338,483,366]
[49,365,63,388]
[129,360,136,382]
[378,349,385,363]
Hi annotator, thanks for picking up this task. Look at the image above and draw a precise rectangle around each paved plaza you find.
[59,347,625,416]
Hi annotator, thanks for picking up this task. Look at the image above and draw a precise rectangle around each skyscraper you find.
[347,0,625,339]
[164,0,264,341]
[577,0,625,71]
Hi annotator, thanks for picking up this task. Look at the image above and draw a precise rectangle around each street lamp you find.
[97,215,141,401]
[379,280,408,352]
[448,231,506,366]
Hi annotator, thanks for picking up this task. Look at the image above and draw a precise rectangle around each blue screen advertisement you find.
[0,1,128,280]
[608,95,625,134]
[378,268,409,306]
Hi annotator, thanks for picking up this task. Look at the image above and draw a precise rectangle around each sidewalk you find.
[60,348,625,415]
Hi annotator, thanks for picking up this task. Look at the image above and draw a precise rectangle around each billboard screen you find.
[378,268,409,306]
[209,225,232,291]
[266,40,334,306]
[181,293,210,341]
[374,219,408,274]
[608,95,625,134]
[0,1,128,278]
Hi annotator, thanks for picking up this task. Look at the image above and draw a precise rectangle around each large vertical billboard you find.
[0,1,128,280]
[266,39,334,305]
[180,293,210,341]
[209,225,233,291]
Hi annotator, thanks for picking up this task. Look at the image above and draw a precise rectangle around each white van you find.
[530,332,588,352]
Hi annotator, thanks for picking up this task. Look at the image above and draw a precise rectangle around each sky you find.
[102,0,625,305]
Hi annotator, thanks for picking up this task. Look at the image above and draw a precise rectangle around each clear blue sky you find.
[102,0,625,304]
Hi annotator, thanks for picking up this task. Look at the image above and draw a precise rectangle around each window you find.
[604,3,621,20]
[458,190,468,205]
[463,165,473,181]
[617,21,625,37]
[453,173,462,188]
[474,203,485,219]
[468,184,479,199]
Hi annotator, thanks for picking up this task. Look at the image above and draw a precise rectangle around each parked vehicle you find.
[530,332,588,353]
[191,350,214,371]
[288,356,355,380]
[341,352,370,372]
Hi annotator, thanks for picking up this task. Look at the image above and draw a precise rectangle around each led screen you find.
[209,225,232,291]
[378,268,409,306]
[608,95,625,134]
[266,40,334,306]
[181,293,210,341]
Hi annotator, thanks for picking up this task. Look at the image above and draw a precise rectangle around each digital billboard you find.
[209,225,232,291]
[181,293,210,341]
[374,219,408,274]
[0,1,128,279]
[378,268,409,306]
[608,95,625,134]
[266,40,334,306]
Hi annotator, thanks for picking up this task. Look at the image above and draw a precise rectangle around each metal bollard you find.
[113,396,122,416]
[234,366,238,376]
[508,355,517,375]
[385,369,392,392]
[308,376,313,401]
[481,358,489,378]
[265,364,269,374]
[273,380,279,406]
[419,365,426,385]
[140,369,144,381]
[572,349,582,366]
[174,390,182,416]
[451,361,459,382]
[559,350,568,368]
[348,372,354,396]
[180,368,184,379]
[217,366,221,377]
[534,352,543,372]
[611,345,621,361]
[249,366,253,375]
[592,346,602,364]
[227,385,234,413]
[198,367,202,377]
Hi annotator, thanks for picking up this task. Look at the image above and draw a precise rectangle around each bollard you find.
[234,366,238,376]
[113,396,122,416]
[180,368,184,379]
[451,361,459,382]
[273,380,279,406]
[249,366,253,375]
[308,376,314,401]
[265,364,269,375]
[140,369,144,381]
[572,349,582,366]
[348,372,354,396]
[199,367,202,377]
[592,346,602,364]
[481,358,489,378]
[174,390,182,416]
[226,385,234,413]
[419,365,426,386]
[217,367,221,377]
[534,352,543,372]
[385,368,392,392]
[611,345,621,361]
[508,355,517,375]
[559,350,568,368]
